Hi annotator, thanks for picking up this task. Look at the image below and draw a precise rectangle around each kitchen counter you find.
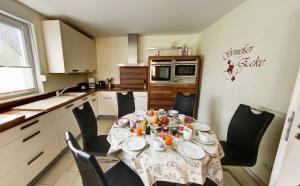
[0,87,147,133]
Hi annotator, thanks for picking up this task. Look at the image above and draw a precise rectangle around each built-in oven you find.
[150,62,173,82]
[173,61,198,83]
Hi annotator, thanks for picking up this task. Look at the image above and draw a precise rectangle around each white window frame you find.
[0,11,42,100]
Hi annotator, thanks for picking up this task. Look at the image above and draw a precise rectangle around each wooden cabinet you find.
[148,56,201,117]
[42,20,97,73]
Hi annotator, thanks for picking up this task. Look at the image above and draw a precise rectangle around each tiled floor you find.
[34,118,262,186]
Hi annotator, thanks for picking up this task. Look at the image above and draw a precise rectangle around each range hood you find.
[118,33,148,66]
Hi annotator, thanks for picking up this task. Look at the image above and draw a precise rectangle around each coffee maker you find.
[88,78,96,89]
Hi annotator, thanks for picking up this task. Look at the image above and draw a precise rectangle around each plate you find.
[177,141,205,159]
[123,136,146,151]
[196,137,215,145]
[117,118,129,127]
[193,123,211,132]
[135,111,147,116]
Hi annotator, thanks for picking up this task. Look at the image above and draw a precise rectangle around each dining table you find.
[107,111,225,186]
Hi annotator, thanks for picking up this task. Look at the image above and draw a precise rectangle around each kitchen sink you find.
[61,92,86,97]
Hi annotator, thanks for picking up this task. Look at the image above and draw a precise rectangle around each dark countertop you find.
[0,87,147,133]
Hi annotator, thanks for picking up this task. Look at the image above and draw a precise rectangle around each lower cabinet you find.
[134,92,148,111]
[0,111,60,186]
[56,100,81,149]
[99,91,117,116]
[98,91,148,116]
[89,93,99,117]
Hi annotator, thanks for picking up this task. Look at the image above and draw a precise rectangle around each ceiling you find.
[19,0,245,37]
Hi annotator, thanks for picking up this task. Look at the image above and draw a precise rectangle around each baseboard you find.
[242,167,268,186]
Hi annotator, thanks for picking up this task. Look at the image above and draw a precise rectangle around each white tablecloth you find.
[107,114,225,186]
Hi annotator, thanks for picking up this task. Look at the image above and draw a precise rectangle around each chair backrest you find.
[72,101,98,150]
[227,104,275,156]
[65,131,108,186]
[174,92,196,116]
[117,91,135,118]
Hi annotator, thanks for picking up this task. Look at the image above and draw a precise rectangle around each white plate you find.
[151,142,165,151]
[196,137,215,145]
[117,118,129,127]
[123,137,146,151]
[193,123,211,132]
[177,141,205,159]
[135,111,147,116]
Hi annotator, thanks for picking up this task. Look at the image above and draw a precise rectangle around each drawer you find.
[0,139,60,186]
[0,119,58,179]
[0,111,56,148]
[101,91,116,98]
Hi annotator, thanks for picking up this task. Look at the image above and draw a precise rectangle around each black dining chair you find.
[65,131,145,186]
[72,101,110,156]
[174,92,196,116]
[117,91,135,118]
[220,104,275,166]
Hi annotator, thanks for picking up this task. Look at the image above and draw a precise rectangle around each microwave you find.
[150,60,198,84]
[150,62,173,82]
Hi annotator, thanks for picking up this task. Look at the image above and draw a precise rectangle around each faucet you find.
[56,87,69,96]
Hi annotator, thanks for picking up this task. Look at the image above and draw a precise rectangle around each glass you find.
[136,127,142,136]
[175,65,196,76]
[151,65,172,81]
[0,13,37,98]
[165,135,173,145]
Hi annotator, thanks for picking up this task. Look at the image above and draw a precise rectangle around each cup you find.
[183,127,192,141]
[152,137,163,149]
[130,120,136,128]
[197,131,213,143]
[178,114,186,124]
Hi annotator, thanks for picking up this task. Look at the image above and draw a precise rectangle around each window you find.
[0,12,39,99]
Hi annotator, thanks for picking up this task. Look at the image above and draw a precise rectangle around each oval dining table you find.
[106,112,225,186]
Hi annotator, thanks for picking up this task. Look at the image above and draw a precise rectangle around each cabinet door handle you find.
[72,69,78,72]
[20,120,39,130]
[65,104,74,109]
[27,151,44,165]
[85,70,89,72]
[23,131,41,142]
[92,99,96,102]
[82,97,88,101]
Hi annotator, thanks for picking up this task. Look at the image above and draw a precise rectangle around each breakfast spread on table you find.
[109,110,224,186]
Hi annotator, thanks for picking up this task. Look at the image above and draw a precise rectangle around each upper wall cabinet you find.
[42,20,97,73]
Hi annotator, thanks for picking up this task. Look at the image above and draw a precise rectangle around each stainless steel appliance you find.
[150,60,198,84]
[173,61,197,83]
[150,62,173,82]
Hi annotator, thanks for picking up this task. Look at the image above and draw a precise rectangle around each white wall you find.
[94,34,198,83]
[197,0,300,183]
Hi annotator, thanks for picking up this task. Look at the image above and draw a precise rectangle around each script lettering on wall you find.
[222,43,266,81]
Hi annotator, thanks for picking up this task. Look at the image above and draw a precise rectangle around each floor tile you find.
[54,171,78,186]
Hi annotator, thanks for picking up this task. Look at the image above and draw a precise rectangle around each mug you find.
[152,137,163,149]
[183,127,192,141]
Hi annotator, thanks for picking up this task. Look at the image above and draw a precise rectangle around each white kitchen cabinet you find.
[99,92,117,116]
[134,92,148,111]
[88,93,99,117]
[42,20,96,73]
[56,100,81,149]
[0,112,60,186]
